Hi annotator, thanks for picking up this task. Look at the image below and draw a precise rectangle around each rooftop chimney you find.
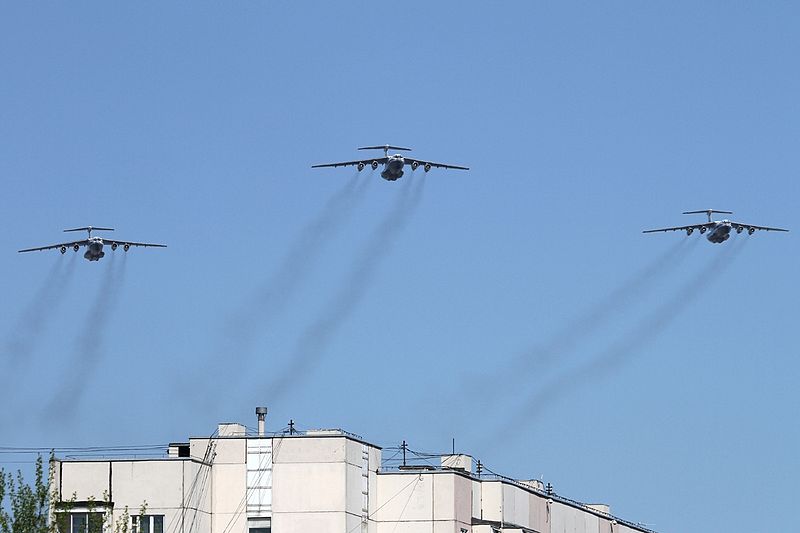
[256,406,268,436]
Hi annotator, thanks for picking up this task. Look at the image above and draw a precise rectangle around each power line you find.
[0,444,168,454]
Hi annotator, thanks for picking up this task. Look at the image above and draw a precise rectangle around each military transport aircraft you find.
[312,145,469,181]
[643,210,788,243]
[19,226,166,261]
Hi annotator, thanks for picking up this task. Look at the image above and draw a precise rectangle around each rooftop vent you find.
[441,454,473,473]
[168,443,190,458]
[305,429,342,436]
[218,423,246,437]
[587,504,611,515]
[519,479,545,491]
[255,406,268,436]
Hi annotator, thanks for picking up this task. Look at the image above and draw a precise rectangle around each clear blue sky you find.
[1,2,798,531]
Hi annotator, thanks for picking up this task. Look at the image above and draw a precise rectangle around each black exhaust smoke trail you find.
[223,170,371,359]
[504,236,748,431]
[263,173,425,402]
[1,254,78,367]
[0,254,77,421]
[44,252,128,422]
[487,237,696,392]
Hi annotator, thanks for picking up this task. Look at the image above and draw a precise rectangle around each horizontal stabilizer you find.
[64,226,114,233]
[358,145,411,152]
[682,209,732,215]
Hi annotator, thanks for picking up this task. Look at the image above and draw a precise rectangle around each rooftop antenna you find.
[401,440,408,467]
[288,419,295,435]
[683,209,733,223]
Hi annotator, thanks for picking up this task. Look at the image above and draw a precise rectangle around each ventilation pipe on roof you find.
[256,406,268,436]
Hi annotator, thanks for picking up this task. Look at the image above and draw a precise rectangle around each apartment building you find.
[51,408,653,533]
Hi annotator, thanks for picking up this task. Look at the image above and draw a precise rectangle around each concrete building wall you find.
[468,477,624,533]
[471,479,482,521]
[211,438,247,533]
[111,461,184,510]
[56,459,210,533]
[374,472,472,533]
[373,472,430,532]
[270,436,370,532]
[479,481,503,524]
[433,473,472,527]
[60,461,109,500]
[550,500,607,533]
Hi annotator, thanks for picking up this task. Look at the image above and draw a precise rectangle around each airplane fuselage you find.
[381,154,406,181]
[706,221,732,243]
[84,237,105,261]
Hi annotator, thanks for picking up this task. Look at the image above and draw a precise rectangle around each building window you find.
[56,512,105,533]
[132,515,164,533]
[247,517,271,533]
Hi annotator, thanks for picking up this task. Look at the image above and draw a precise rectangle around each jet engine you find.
[357,162,365,171]
[60,246,67,254]
[699,227,707,234]
[371,161,379,170]
[411,161,420,171]
[736,226,744,234]
[748,227,755,235]
[111,242,118,250]
[73,244,80,252]
[123,244,130,251]
[686,228,693,236]
[424,163,432,172]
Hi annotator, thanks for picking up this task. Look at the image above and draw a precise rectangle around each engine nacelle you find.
[73,244,80,252]
[357,162,365,171]
[124,244,130,252]
[424,163,432,172]
[686,228,693,236]
[371,160,379,170]
[736,226,744,234]
[60,246,67,254]
[748,227,755,235]
[699,226,707,234]
[111,242,118,250]
[411,161,420,171]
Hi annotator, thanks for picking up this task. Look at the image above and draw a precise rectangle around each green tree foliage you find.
[0,455,50,533]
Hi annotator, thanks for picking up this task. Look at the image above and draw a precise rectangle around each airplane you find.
[312,145,469,181]
[643,209,788,243]
[18,226,166,261]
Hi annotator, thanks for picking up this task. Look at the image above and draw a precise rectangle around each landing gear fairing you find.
[18,226,167,261]
[312,145,469,181]
[643,210,788,244]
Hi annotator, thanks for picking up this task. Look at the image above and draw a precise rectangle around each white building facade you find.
[50,414,653,533]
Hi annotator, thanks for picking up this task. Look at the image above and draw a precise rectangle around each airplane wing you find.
[729,221,789,233]
[18,240,88,253]
[642,223,715,234]
[404,157,469,171]
[102,239,167,248]
[311,158,388,169]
